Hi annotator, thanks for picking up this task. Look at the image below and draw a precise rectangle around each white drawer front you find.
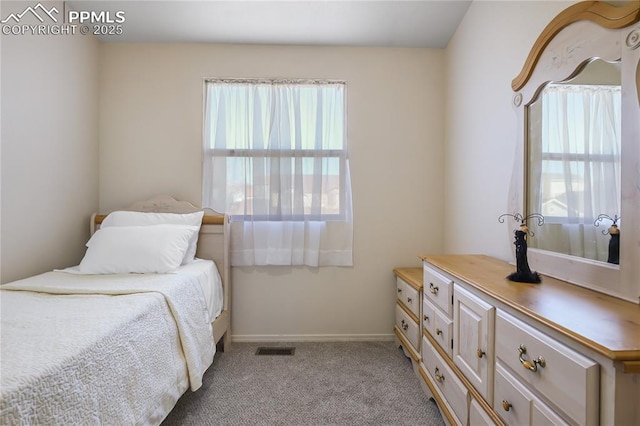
[422,296,436,334]
[532,399,570,426]
[396,277,420,318]
[395,303,420,351]
[423,264,453,316]
[422,335,469,426]
[433,308,453,358]
[469,398,494,426]
[496,310,599,426]
[494,362,536,426]
[494,363,569,426]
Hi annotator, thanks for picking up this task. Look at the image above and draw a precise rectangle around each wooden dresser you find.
[395,254,640,426]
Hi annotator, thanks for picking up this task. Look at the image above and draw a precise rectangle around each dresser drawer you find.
[433,308,453,358]
[469,398,495,426]
[494,362,530,425]
[422,296,436,332]
[424,289,453,358]
[496,310,599,426]
[396,302,420,351]
[396,277,420,318]
[422,334,469,426]
[494,362,568,426]
[423,264,453,316]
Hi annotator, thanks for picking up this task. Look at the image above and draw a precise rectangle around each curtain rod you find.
[204,78,346,85]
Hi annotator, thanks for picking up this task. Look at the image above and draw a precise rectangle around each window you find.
[203,79,353,267]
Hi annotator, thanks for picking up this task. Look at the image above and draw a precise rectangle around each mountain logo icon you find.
[1,3,59,24]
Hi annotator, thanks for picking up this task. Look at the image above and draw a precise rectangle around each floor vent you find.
[255,347,295,356]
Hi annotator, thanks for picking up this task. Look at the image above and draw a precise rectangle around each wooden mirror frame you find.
[509,1,640,303]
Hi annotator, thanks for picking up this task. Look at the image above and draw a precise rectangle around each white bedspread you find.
[59,258,223,321]
[0,270,215,425]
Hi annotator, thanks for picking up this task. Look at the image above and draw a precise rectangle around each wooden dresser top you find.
[393,267,423,291]
[421,254,640,367]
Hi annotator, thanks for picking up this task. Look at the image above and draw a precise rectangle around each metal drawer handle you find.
[434,367,444,383]
[401,319,409,331]
[436,328,443,336]
[476,349,485,358]
[502,400,512,412]
[407,297,412,303]
[423,314,429,321]
[518,344,545,372]
[429,282,439,295]
[397,288,402,293]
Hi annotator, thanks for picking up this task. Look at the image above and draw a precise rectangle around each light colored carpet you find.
[162,341,444,426]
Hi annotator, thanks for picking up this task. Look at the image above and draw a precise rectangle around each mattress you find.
[0,262,221,425]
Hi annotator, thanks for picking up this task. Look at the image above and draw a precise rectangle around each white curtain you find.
[531,84,621,261]
[203,79,353,267]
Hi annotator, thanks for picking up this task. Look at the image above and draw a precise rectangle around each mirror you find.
[510,0,640,302]
[525,59,621,264]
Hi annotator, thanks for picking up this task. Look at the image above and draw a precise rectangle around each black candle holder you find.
[594,214,620,265]
[499,213,545,284]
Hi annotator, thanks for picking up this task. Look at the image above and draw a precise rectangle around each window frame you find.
[203,79,349,223]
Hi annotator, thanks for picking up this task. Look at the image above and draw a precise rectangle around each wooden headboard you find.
[90,195,231,316]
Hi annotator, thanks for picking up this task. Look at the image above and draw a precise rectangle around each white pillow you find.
[101,211,204,264]
[79,225,199,274]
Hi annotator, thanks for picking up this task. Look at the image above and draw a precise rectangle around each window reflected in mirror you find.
[526,59,621,263]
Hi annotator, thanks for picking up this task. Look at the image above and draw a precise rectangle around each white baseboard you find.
[231,333,395,343]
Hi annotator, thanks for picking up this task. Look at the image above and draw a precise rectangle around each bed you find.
[0,195,231,425]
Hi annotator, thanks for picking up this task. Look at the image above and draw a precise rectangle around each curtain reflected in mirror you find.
[526,59,621,263]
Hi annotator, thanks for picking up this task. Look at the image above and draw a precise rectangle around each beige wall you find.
[99,44,445,340]
[1,16,100,283]
[443,1,574,262]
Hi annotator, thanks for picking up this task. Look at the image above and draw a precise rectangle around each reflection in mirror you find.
[526,59,621,263]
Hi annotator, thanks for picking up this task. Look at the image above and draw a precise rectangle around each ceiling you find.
[66,1,472,48]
